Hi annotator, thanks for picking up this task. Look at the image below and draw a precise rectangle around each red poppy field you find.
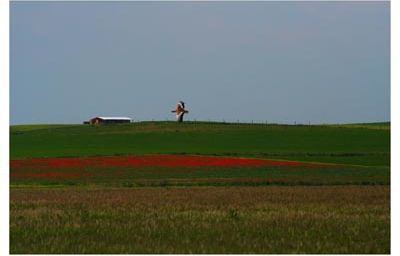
[10,154,388,187]
[11,154,327,169]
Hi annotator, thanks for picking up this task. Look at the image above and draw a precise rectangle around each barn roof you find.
[96,117,132,121]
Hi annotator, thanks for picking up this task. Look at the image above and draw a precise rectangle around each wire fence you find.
[132,118,319,126]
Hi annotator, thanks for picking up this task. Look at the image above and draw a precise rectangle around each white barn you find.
[88,117,132,125]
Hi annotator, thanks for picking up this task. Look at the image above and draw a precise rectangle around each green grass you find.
[10,186,389,254]
[328,122,390,130]
[10,122,390,166]
[10,165,390,187]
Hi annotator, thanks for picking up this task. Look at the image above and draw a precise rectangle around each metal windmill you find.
[171,101,189,122]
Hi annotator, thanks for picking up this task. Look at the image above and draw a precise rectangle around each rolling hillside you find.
[10,121,390,166]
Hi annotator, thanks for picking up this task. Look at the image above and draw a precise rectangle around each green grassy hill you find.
[10,121,390,166]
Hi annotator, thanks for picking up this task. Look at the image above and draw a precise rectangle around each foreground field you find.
[10,186,389,254]
[10,122,390,253]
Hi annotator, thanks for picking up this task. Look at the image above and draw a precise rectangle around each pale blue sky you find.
[10,2,390,124]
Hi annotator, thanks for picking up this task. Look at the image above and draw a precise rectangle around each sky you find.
[10,2,390,125]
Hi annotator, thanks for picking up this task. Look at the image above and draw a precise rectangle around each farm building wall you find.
[89,118,131,125]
